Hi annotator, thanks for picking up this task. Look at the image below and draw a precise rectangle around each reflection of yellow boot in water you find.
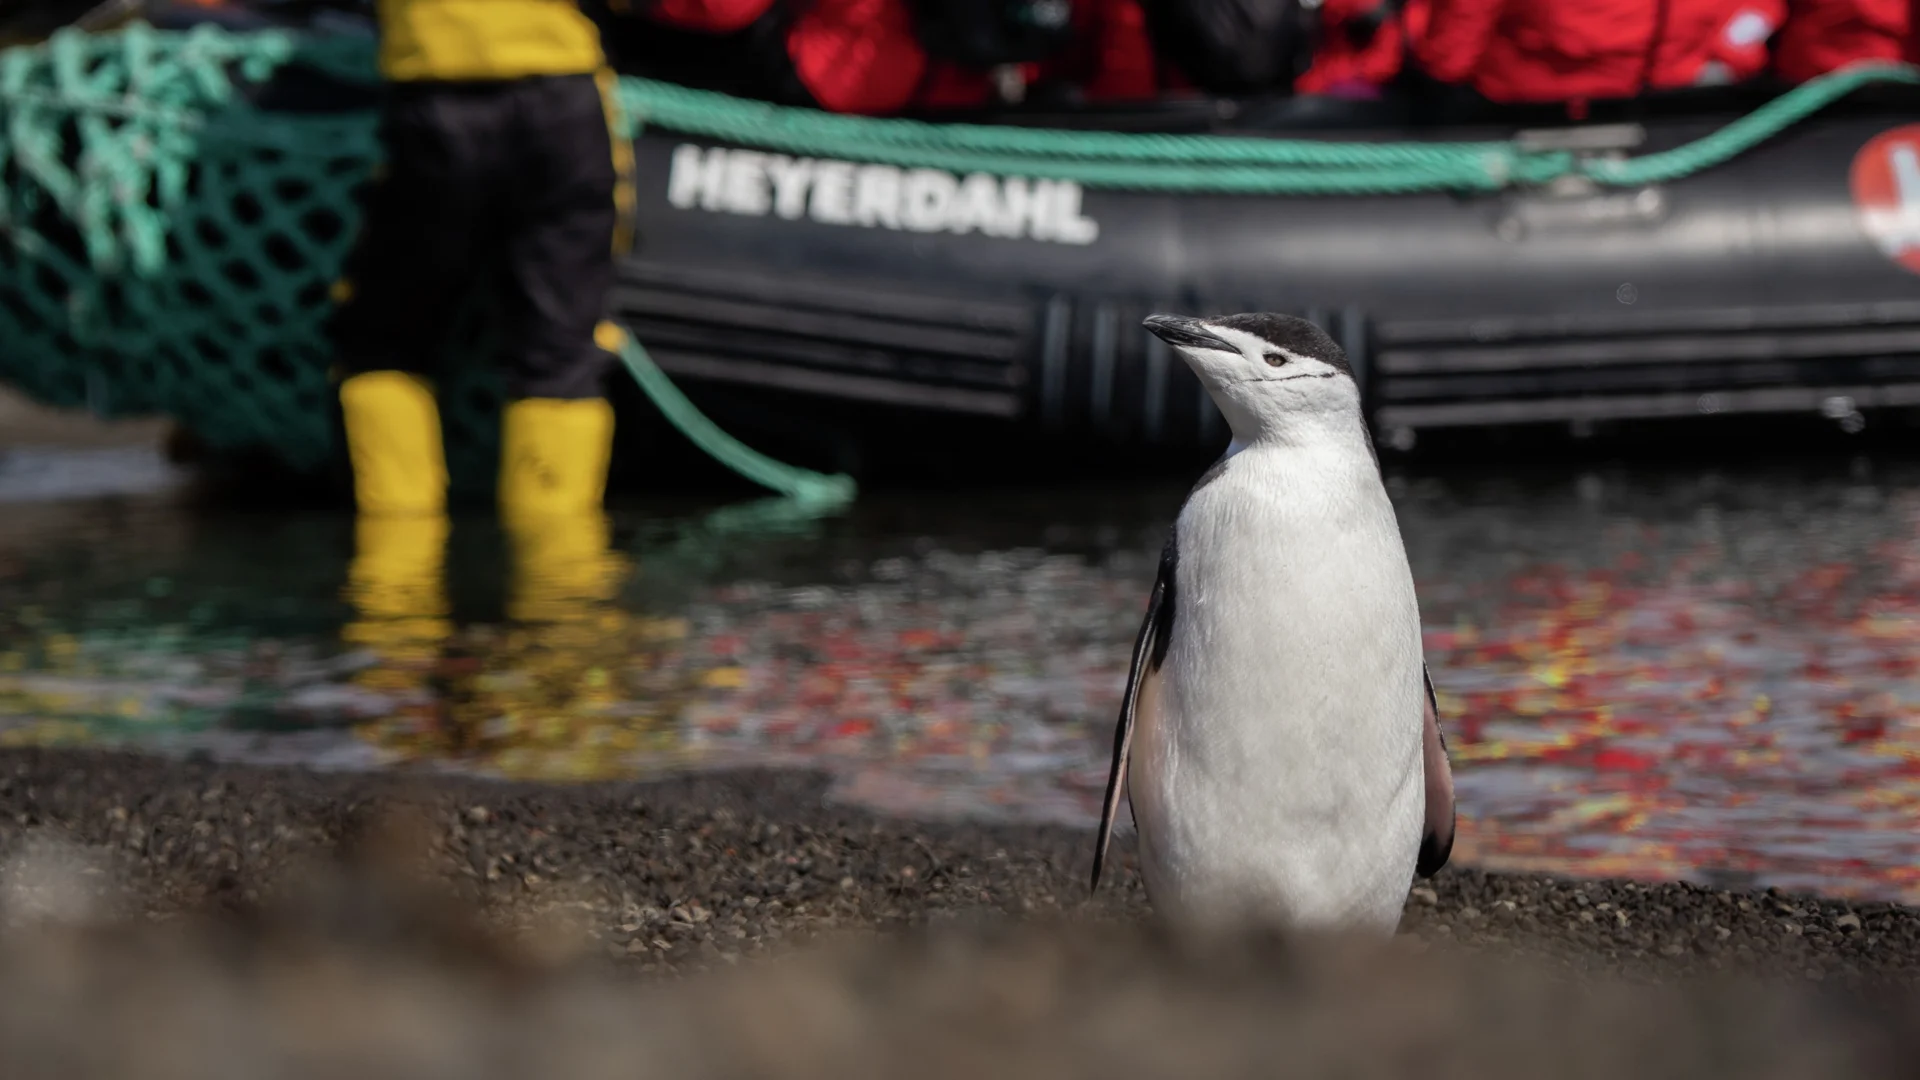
[494,397,634,772]
[338,372,452,697]
[504,505,626,627]
[343,515,453,691]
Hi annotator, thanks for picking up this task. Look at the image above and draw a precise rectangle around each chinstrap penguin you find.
[1091,311,1456,935]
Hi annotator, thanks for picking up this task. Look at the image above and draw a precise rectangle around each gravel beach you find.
[5,746,1920,1078]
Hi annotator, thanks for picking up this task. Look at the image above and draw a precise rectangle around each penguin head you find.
[1143,312,1358,438]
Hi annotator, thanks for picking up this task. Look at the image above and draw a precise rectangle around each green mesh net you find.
[0,25,505,484]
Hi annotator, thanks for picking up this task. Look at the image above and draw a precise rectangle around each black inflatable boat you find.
[615,89,1920,457]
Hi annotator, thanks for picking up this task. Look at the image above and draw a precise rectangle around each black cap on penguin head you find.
[1143,312,1354,380]
[1209,312,1354,378]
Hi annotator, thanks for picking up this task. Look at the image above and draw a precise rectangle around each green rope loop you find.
[614,59,1920,194]
[619,76,1527,167]
[615,79,1563,193]
[606,325,857,506]
[1579,61,1920,187]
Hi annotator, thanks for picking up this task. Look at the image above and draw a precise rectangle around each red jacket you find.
[785,0,1165,115]
[1413,0,1785,104]
[637,0,775,32]
[1297,0,1432,96]
[1773,0,1909,83]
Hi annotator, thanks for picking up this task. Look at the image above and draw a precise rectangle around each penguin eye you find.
[1262,351,1287,367]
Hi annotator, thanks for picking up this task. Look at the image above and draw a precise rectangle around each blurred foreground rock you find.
[1,747,1920,1079]
[0,856,1911,1080]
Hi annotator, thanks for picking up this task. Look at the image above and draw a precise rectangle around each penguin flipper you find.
[1092,534,1176,893]
[1416,665,1456,877]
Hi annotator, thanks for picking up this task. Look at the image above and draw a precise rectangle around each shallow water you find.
[2,444,1919,904]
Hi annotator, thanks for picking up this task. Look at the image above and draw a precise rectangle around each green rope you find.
[614,59,1920,194]
[615,76,1566,194]
[608,73,1555,190]
[607,325,857,506]
[1579,62,1920,186]
[590,72,854,504]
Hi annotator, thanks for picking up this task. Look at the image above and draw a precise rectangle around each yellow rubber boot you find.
[498,396,615,518]
[338,371,450,698]
[339,371,448,517]
[497,396,623,620]
[492,395,626,767]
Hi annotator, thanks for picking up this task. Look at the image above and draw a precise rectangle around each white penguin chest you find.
[1169,467,1423,742]
[1128,453,1427,927]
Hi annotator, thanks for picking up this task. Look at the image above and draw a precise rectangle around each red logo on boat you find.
[1852,125,1920,275]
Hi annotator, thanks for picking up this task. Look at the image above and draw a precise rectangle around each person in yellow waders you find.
[332,0,636,745]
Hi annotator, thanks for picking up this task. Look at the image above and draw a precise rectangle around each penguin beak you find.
[1143,314,1235,354]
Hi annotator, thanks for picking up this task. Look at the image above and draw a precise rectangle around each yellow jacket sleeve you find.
[378,0,606,81]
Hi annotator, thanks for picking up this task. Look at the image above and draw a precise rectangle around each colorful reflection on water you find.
[2,455,1919,903]
[1410,470,1920,900]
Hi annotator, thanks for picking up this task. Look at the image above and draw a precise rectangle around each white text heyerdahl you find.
[666,144,1101,246]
